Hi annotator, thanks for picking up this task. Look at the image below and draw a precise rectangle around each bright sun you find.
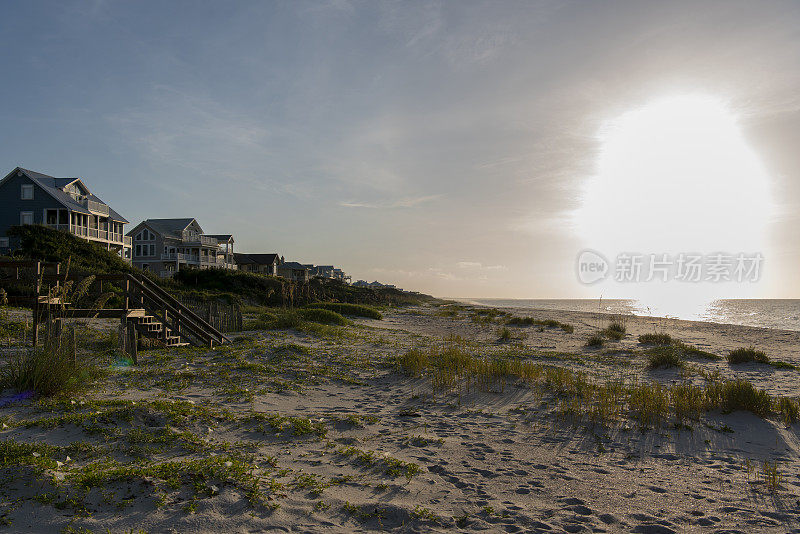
[576,95,773,315]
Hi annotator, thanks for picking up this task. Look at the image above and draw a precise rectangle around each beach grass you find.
[303,302,382,320]
[298,308,349,326]
[601,319,626,340]
[505,316,574,333]
[646,346,684,369]
[638,332,673,345]
[395,339,797,428]
[0,342,102,398]
[727,347,769,365]
[585,333,604,347]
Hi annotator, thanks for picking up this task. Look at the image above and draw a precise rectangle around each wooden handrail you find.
[136,275,230,343]
[127,287,211,346]
[39,271,229,347]
[126,277,220,346]
[0,260,60,269]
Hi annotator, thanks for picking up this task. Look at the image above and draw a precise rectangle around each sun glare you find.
[577,95,773,313]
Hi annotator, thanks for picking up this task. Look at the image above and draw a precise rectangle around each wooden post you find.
[123,278,129,313]
[127,323,138,364]
[32,262,40,347]
[119,317,127,353]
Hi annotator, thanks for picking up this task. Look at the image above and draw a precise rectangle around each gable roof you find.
[233,253,255,265]
[135,218,199,238]
[280,261,308,270]
[2,167,129,223]
[234,253,279,266]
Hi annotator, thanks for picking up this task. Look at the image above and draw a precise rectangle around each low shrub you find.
[395,349,429,377]
[470,308,508,324]
[298,308,349,326]
[0,318,27,340]
[506,316,573,333]
[727,347,769,365]
[272,310,303,329]
[304,302,382,320]
[498,327,513,343]
[586,334,604,348]
[602,320,626,340]
[777,398,799,425]
[638,333,672,345]
[243,311,279,330]
[0,343,92,397]
[647,346,684,369]
[706,379,772,416]
[628,381,669,427]
[670,382,705,421]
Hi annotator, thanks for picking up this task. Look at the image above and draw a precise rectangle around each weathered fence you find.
[174,296,243,333]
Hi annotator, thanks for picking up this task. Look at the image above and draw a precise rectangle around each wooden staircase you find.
[37,272,229,348]
[123,275,228,348]
[127,310,189,347]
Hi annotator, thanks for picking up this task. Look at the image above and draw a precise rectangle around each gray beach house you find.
[233,253,281,276]
[127,218,237,277]
[0,167,131,260]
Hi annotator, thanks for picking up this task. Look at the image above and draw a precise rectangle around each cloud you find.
[456,261,508,272]
[339,194,441,209]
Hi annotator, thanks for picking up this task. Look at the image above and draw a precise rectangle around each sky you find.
[1,0,799,299]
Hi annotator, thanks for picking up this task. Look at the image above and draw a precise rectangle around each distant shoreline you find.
[448,297,800,332]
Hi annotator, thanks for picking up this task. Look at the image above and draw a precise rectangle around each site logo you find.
[575,251,763,284]
[576,249,610,285]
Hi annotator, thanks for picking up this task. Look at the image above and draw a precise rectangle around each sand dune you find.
[1,303,800,533]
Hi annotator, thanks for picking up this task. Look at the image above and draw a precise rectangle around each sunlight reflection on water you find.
[463,298,800,332]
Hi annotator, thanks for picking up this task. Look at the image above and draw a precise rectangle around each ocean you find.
[460,298,800,332]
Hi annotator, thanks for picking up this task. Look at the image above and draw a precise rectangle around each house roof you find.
[233,253,255,265]
[3,167,129,223]
[133,218,199,238]
[280,261,308,270]
[234,253,279,266]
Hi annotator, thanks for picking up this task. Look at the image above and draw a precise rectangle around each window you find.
[135,244,141,257]
[20,211,33,225]
[0,237,8,248]
[150,244,156,256]
[136,230,153,241]
[21,184,33,200]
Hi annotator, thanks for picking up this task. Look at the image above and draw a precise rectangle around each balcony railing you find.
[180,232,218,246]
[80,198,110,216]
[162,253,197,262]
[45,224,125,244]
[159,271,176,279]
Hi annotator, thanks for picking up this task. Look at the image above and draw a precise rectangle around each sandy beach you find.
[2,302,800,533]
